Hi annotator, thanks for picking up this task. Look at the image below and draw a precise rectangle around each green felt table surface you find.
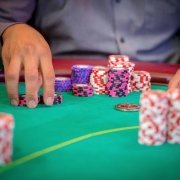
[0,83,180,180]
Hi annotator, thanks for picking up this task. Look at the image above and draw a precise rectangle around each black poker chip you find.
[115,103,140,111]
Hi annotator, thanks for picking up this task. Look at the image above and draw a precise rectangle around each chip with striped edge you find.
[115,103,140,111]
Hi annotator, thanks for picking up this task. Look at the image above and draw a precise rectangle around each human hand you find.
[2,24,55,108]
[168,69,180,90]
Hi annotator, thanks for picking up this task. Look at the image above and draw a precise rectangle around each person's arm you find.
[168,69,180,90]
[0,1,55,108]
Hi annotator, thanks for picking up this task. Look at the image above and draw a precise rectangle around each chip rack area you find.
[0,58,180,180]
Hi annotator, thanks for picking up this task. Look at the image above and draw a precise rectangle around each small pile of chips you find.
[138,89,180,146]
[17,93,63,107]
[72,84,93,97]
[0,113,14,165]
[54,55,151,98]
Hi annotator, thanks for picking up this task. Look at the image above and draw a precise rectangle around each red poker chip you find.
[115,103,141,111]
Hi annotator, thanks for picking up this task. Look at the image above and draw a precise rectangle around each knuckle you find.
[23,43,36,54]
[26,74,38,82]
[39,45,51,57]
[46,74,55,82]
[6,72,17,81]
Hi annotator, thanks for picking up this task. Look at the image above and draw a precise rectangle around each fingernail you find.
[11,99,18,106]
[46,97,54,105]
[27,100,37,108]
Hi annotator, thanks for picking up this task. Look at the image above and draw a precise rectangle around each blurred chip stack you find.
[138,90,168,145]
[0,113,14,165]
[167,89,180,144]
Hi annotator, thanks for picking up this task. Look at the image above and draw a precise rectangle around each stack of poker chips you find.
[131,71,151,92]
[107,55,135,93]
[40,94,63,104]
[18,94,27,106]
[167,89,180,144]
[0,113,14,165]
[72,84,93,97]
[138,89,180,146]
[71,65,92,84]
[90,66,108,94]
[106,67,129,97]
[55,77,72,92]
[17,93,63,107]
[138,90,168,145]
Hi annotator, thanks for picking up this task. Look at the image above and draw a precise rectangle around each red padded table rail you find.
[0,58,180,84]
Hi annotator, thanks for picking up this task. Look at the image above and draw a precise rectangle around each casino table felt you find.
[0,83,180,180]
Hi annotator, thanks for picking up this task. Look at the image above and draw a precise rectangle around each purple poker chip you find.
[71,65,93,84]
[55,76,72,92]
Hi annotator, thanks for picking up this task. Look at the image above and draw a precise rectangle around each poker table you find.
[0,58,180,180]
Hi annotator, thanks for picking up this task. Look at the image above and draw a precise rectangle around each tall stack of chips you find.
[167,89,180,144]
[0,113,14,165]
[90,66,108,94]
[106,67,129,97]
[108,55,135,93]
[138,90,168,145]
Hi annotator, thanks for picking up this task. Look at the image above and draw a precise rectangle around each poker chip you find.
[72,84,93,97]
[0,113,14,165]
[18,94,40,107]
[55,76,72,92]
[40,93,63,104]
[115,103,140,111]
[71,64,92,84]
[18,94,26,106]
